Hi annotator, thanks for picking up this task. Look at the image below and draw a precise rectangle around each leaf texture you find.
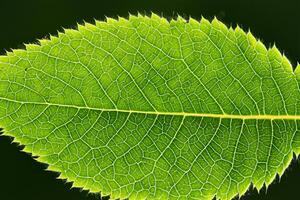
[0,14,300,200]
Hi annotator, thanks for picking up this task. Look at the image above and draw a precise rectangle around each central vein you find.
[1,96,299,120]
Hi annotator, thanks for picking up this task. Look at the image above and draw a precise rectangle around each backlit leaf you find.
[0,14,300,200]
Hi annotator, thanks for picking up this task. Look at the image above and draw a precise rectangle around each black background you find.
[0,0,300,199]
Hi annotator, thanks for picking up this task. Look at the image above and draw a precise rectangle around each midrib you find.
[1,96,299,120]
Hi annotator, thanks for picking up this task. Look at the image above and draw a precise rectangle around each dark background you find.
[0,0,300,199]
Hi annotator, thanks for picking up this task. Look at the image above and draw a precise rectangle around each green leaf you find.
[0,13,299,200]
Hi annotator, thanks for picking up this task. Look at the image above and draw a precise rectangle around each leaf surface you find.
[0,14,300,200]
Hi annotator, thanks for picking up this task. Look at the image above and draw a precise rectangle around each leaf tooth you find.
[237,182,252,200]
[161,14,169,24]
[95,19,107,28]
[77,22,87,32]
[57,31,66,39]
[5,50,15,57]
[176,14,187,23]
[90,17,98,26]
[105,16,118,24]
[252,152,295,196]
[246,30,257,46]
[150,12,161,20]
[268,45,294,73]
[101,190,113,199]
[1,130,35,161]
[10,48,26,56]
[81,18,89,26]
[38,154,111,198]
[256,39,268,52]
[295,151,300,160]
[117,16,128,23]
[217,180,251,200]
[217,18,228,30]
[269,43,281,55]
[186,14,192,22]
[63,28,79,37]
[228,26,235,35]
[199,15,210,26]
[83,21,96,30]
[1,128,15,139]
[71,178,86,189]
[38,38,50,46]
[295,62,300,76]
[252,176,265,192]
[141,12,151,20]
[282,53,294,73]
[278,151,294,178]
[46,164,60,173]
[169,15,186,35]
[83,22,99,34]
[234,24,241,31]
[24,43,40,51]
[211,16,220,25]
[270,44,292,71]
[189,17,200,26]
[0,50,8,57]
[22,145,33,154]
[88,185,101,194]
[57,171,69,180]
[169,16,176,24]
[211,17,228,33]
[264,173,278,190]
[14,142,92,197]
[0,127,112,198]
[129,13,139,20]
[150,13,167,27]
[234,24,246,37]
[136,11,143,18]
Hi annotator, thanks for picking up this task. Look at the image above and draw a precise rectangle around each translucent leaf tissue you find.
[0,14,300,200]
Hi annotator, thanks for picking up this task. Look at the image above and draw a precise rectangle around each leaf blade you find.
[0,14,300,200]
